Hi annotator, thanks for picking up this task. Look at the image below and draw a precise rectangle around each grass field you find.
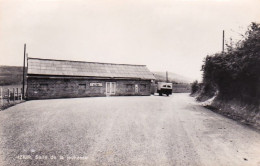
[0,66,26,86]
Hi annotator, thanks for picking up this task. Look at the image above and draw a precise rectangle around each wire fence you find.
[0,86,25,109]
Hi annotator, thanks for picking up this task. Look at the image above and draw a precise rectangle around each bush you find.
[191,80,199,94]
[201,22,260,105]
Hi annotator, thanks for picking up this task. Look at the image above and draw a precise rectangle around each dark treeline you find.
[192,22,260,106]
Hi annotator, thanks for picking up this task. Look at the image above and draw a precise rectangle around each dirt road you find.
[0,94,259,166]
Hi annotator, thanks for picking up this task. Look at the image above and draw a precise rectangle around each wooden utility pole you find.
[22,44,26,99]
[222,30,225,53]
[166,71,168,83]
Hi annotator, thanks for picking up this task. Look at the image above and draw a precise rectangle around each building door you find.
[135,84,139,93]
[106,82,116,95]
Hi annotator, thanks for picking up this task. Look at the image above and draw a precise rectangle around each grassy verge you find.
[0,100,25,111]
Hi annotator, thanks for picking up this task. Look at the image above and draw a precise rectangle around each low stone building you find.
[27,58,155,100]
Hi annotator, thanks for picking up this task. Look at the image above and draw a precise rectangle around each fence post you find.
[8,89,10,103]
[16,88,18,100]
[13,88,15,102]
[21,88,23,100]
[0,87,3,106]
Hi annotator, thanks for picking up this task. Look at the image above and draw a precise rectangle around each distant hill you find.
[0,66,25,86]
[152,71,192,83]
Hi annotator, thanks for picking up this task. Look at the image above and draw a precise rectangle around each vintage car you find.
[156,82,173,96]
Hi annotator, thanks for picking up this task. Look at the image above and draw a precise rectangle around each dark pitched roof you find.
[27,58,155,80]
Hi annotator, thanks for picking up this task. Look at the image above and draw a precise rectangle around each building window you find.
[79,84,86,89]
[126,84,134,92]
[140,84,147,92]
[40,84,48,91]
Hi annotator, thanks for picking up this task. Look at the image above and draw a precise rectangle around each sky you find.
[0,0,259,81]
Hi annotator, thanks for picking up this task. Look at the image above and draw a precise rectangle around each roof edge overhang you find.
[27,74,155,80]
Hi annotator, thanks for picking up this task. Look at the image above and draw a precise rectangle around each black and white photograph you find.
[0,0,260,165]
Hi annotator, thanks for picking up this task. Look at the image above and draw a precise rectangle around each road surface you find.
[0,93,259,166]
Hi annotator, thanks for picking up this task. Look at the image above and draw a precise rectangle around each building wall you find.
[27,77,151,100]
